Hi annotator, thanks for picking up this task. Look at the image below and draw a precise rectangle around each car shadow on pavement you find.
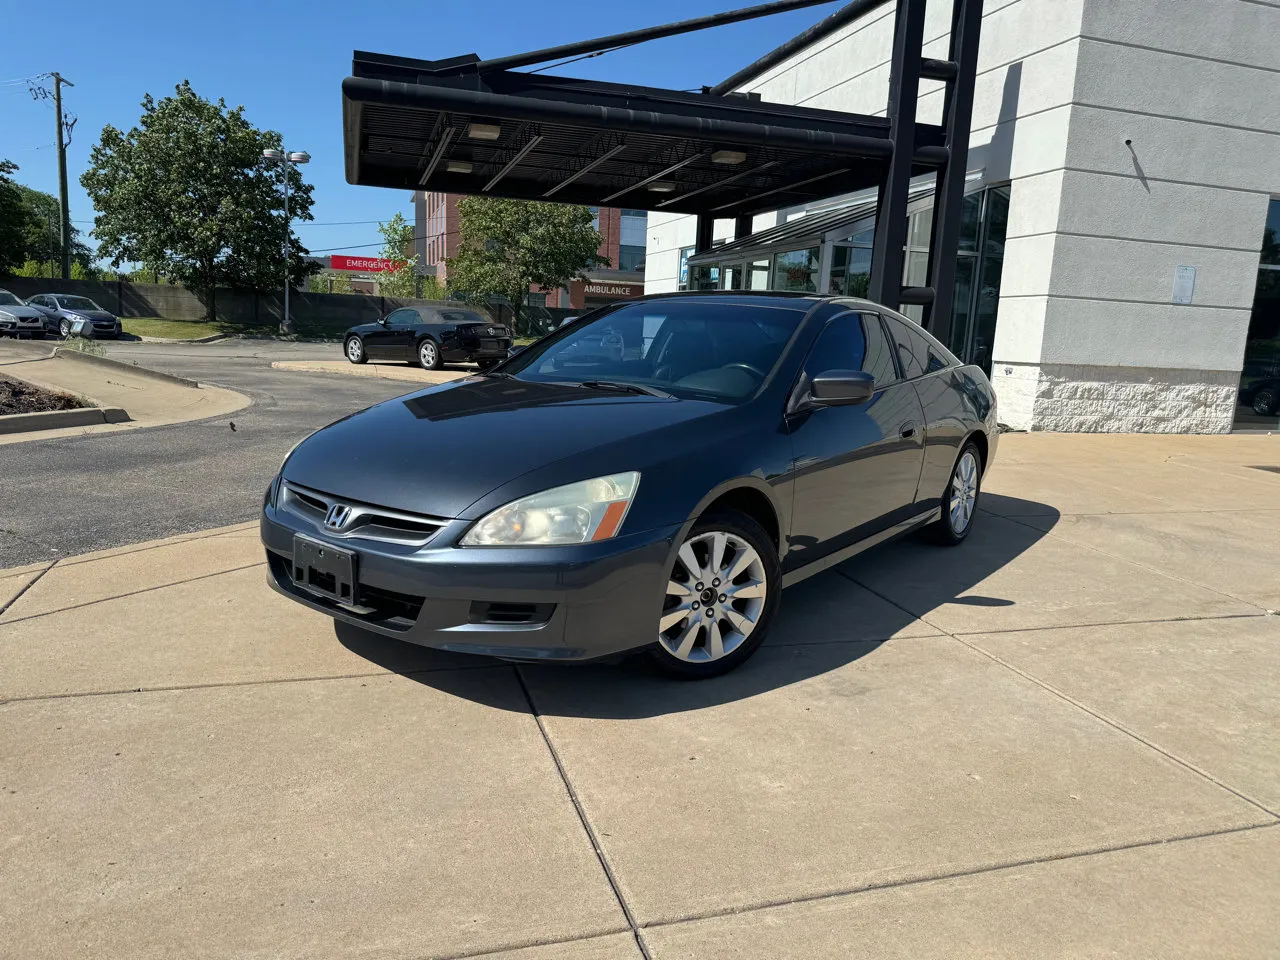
[337,493,1059,718]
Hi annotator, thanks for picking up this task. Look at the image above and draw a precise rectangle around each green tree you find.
[0,160,26,276]
[374,212,418,297]
[445,198,606,333]
[80,81,318,327]
[14,184,94,274]
[309,271,354,295]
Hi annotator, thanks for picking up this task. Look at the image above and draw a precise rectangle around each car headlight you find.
[461,472,640,546]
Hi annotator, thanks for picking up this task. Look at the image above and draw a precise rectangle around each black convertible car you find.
[265,293,998,678]
[343,304,511,370]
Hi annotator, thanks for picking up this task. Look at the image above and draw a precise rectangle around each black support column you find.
[867,0,927,312]
[695,213,715,253]
[922,0,984,344]
[734,213,753,241]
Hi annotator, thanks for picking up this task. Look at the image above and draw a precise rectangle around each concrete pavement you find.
[1,433,1277,959]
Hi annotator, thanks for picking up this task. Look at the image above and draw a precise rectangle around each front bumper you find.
[261,500,680,660]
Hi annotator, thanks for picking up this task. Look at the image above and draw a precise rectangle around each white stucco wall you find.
[990,0,1280,432]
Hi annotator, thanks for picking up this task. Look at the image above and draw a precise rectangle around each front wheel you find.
[417,338,442,370]
[931,441,982,545]
[345,337,366,364]
[59,320,70,338]
[649,511,781,679]
[1252,388,1278,417]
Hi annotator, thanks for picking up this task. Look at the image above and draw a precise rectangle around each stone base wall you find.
[991,363,1238,434]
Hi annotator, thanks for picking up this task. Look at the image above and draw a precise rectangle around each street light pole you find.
[262,148,310,335]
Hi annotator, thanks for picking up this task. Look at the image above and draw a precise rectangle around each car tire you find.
[648,510,781,679]
[417,338,442,370]
[1252,388,1278,417]
[345,336,366,365]
[59,320,70,338]
[931,441,983,546]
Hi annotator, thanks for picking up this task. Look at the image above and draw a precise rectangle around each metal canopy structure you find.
[341,0,984,339]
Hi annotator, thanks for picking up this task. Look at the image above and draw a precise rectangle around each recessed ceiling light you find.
[446,161,473,173]
[712,150,747,165]
[646,181,676,193]
[466,123,501,141]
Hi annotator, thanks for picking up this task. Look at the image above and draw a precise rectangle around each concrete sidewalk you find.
[0,340,250,444]
[1,433,1277,959]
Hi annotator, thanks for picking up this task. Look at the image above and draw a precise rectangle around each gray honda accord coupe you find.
[262,292,998,677]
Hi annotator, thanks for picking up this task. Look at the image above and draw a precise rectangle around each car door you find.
[364,308,413,359]
[784,311,927,572]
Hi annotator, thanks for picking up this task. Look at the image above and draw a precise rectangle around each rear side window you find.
[440,310,487,325]
[883,314,956,377]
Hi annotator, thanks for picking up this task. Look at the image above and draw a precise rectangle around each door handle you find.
[900,421,919,439]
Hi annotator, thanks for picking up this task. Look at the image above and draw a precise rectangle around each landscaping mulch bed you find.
[0,377,88,416]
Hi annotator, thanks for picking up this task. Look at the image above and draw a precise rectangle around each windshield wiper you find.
[577,380,672,399]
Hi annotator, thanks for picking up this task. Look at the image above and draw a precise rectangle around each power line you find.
[0,73,50,85]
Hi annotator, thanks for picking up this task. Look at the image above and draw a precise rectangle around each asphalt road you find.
[0,340,429,568]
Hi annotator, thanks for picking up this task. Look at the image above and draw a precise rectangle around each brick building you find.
[414,192,647,311]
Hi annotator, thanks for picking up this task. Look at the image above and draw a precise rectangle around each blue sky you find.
[0,0,839,264]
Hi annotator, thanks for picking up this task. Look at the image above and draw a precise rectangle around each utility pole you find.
[51,72,74,280]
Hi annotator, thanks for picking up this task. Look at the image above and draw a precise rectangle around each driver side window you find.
[803,313,898,387]
[385,309,416,326]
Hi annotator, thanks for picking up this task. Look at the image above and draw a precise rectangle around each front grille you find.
[280,481,449,546]
[359,584,425,622]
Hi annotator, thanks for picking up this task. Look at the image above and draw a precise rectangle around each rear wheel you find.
[649,511,780,679]
[931,442,982,545]
[1252,388,1278,417]
[418,338,442,370]
[345,336,366,364]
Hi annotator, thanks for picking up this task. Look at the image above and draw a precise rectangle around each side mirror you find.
[507,344,527,359]
[810,369,875,406]
[377,316,388,326]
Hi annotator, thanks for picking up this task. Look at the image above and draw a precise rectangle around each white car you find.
[0,289,47,338]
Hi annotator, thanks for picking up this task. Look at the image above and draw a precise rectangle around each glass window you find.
[958,192,982,254]
[772,247,820,292]
[619,210,647,248]
[859,314,899,386]
[589,206,600,231]
[503,300,806,403]
[804,313,866,380]
[748,259,770,290]
[678,246,694,290]
[524,292,547,308]
[0,291,23,306]
[1236,198,1280,426]
[885,314,957,378]
[828,244,872,297]
[54,296,103,311]
[618,244,646,272]
[386,308,418,324]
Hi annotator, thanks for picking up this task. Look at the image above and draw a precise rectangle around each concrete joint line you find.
[835,567,1280,820]
[513,665,655,960]
[947,610,1270,639]
[953,633,1280,820]
[1001,512,1270,616]
[0,561,267,627]
[635,821,1280,933]
[420,928,634,960]
[0,560,56,618]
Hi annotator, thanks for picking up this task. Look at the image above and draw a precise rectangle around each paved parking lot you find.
[2,432,1278,959]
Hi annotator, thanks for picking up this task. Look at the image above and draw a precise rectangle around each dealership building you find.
[645,0,1280,433]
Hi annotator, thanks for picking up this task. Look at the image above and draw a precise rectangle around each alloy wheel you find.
[59,320,69,337]
[346,338,362,362]
[660,530,767,663]
[420,341,438,368]
[950,449,979,534]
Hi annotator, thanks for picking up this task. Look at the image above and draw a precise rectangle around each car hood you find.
[0,306,45,320]
[69,310,116,321]
[282,377,727,518]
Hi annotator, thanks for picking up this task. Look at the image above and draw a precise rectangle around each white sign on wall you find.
[1172,265,1197,305]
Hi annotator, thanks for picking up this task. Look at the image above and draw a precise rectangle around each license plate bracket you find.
[292,535,357,603]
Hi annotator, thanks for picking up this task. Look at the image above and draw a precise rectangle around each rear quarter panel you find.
[910,364,997,509]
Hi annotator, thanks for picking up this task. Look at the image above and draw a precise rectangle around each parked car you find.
[0,289,47,338]
[264,292,998,678]
[342,305,511,370]
[25,293,121,338]
[1239,376,1280,416]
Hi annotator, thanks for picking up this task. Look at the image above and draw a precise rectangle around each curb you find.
[0,406,130,435]
[52,347,201,388]
[136,334,228,344]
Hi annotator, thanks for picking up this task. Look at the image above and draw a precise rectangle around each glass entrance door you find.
[947,185,1009,376]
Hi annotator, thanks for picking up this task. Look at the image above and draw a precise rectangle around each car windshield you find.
[0,292,23,306]
[502,299,806,403]
[58,296,103,310]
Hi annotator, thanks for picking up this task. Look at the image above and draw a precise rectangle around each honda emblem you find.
[324,503,353,530]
